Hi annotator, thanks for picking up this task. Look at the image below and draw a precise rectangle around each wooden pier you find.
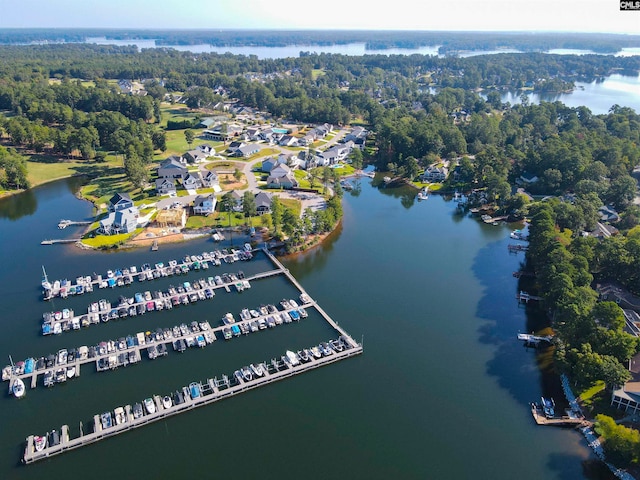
[41,239,82,245]
[531,404,591,428]
[508,244,528,253]
[516,291,542,303]
[58,220,92,229]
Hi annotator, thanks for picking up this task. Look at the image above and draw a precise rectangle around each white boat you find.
[250,363,264,377]
[113,406,126,425]
[241,366,253,382]
[162,395,172,409]
[285,350,300,367]
[66,366,76,379]
[310,346,322,359]
[144,397,156,415]
[34,435,47,452]
[11,378,25,398]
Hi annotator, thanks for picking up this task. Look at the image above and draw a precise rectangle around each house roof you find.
[194,194,215,207]
[270,163,291,177]
[238,144,259,155]
[159,158,186,170]
[109,192,132,206]
[155,178,175,188]
[254,192,272,209]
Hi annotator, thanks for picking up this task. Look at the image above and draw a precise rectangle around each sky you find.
[0,0,638,34]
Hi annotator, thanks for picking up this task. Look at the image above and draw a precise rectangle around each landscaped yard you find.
[26,153,121,187]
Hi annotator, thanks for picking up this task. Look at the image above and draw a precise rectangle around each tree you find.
[282,208,298,236]
[152,131,167,152]
[234,168,242,182]
[242,191,257,225]
[348,148,363,170]
[124,145,148,189]
[271,195,283,234]
[592,301,625,331]
[595,414,640,467]
[607,175,637,210]
[184,129,195,148]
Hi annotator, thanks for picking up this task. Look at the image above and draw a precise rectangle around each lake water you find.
[0,178,603,479]
[492,74,640,115]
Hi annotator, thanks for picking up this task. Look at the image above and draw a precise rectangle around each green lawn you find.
[293,169,311,189]
[81,230,140,248]
[332,164,356,177]
[185,215,218,229]
[311,69,326,80]
[280,198,302,217]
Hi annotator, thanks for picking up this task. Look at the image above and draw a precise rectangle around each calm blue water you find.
[0,177,601,479]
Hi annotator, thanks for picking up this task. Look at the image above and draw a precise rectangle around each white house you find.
[193,194,217,216]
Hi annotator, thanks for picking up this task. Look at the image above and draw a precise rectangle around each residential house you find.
[245,127,262,141]
[422,165,449,182]
[157,158,188,179]
[611,351,640,414]
[261,157,278,173]
[266,164,299,189]
[184,149,209,164]
[99,207,139,235]
[313,123,333,138]
[155,178,177,196]
[226,141,246,154]
[108,192,134,213]
[599,205,620,223]
[200,170,220,191]
[343,126,368,146]
[197,118,217,129]
[254,192,272,215]
[117,79,133,94]
[298,132,317,146]
[321,143,352,165]
[232,144,261,158]
[224,190,244,212]
[182,172,202,190]
[279,135,298,147]
[193,194,217,216]
[197,144,215,155]
[518,172,539,185]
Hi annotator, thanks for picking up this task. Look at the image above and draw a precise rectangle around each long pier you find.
[58,220,92,229]
[22,342,362,464]
[41,239,82,245]
[40,268,284,336]
[8,297,317,390]
[42,247,252,300]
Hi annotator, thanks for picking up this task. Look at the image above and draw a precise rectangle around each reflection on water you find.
[0,188,37,220]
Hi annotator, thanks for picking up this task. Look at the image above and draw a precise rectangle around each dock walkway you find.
[23,342,363,464]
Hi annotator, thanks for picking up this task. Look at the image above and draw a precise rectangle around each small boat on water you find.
[11,378,25,398]
[132,403,143,419]
[100,411,113,430]
[162,395,172,409]
[34,435,47,452]
[285,350,300,367]
[114,406,126,425]
[241,366,253,382]
[541,396,555,418]
[66,366,76,379]
[144,397,156,415]
[189,382,201,399]
[250,363,264,377]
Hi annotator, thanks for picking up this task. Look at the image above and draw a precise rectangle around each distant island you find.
[1,29,640,55]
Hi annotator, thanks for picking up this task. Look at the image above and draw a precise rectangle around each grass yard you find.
[293,169,311,189]
[280,197,302,217]
[185,214,218,229]
[81,230,140,249]
[311,69,326,80]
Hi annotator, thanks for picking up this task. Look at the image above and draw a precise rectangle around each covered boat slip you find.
[22,249,362,463]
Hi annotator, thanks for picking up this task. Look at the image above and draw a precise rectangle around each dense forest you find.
[1,29,640,54]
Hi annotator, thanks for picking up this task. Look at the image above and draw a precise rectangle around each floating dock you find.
[23,341,362,464]
[530,403,591,427]
[20,248,362,463]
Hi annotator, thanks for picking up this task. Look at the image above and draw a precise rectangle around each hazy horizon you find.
[0,0,637,35]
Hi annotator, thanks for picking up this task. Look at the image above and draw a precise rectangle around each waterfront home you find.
[155,178,177,196]
[343,126,368,146]
[598,205,620,223]
[108,192,134,213]
[226,190,244,212]
[254,192,272,215]
[422,165,449,182]
[99,207,139,235]
[184,149,209,164]
[157,158,188,179]
[193,194,216,216]
[321,143,352,165]
[611,351,640,414]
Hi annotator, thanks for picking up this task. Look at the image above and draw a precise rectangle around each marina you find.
[7,294,319,391]
[22,341,362,464]
[41,247,254,300]
[40,266,279,336]
[19,247,361,462]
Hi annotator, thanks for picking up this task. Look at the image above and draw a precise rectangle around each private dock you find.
[517,333,553,346]
[516,291,542,303]
[531,404,591,428]
[58,220,92,229]
[41,239,82,245]
[508,244,528,253]
[23,341,362,464]
[20,248,362,463]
